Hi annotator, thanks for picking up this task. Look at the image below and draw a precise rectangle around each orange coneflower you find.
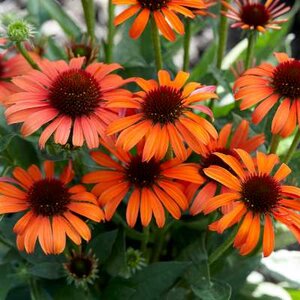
[187,120,265,215]
[0,161,104,254]
[113,0,207,41]
[202,149,300,257]
[222,0,290,32]
[234,53,300,137]
[4,57,132,149]
[107,70,218,161]
[82,141,204,228]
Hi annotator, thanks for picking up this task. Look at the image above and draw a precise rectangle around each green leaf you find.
[192,280,232,300]
[7,136,39,168]
[0,133,17,152]
[28,262,65,279]
[105,229,126,276]
[41,0,81,38]
[0,264,15,299]
[102,278,136,300]
[179,235,210,288]
[87,229,118,262]
[129,261,190,300]
[190,43,217,82]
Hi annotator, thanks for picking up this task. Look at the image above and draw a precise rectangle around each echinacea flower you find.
[0,161,104,254]
[203,149,300,257]
[64,249,99,288]
[187,120,265,215]
[222,0,290,32]
[82,141,204,228]
[5,57,132,149]
[113,0,207,41]
[107,70,218,161]
[234,53,300,137]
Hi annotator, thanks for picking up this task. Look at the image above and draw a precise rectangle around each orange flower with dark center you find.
[222,0,290,32]
[202,149,300,257]
[5,57,132,149]
[0,161,104,254]
[113,0,207,41]
[107,70,218,161]
[187,120,265,216]
[82,142,204,228]
[234,53,300,137]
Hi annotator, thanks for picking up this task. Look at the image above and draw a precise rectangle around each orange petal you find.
[63,211,91,241]
[204,165,241,191]
[140,188,152,227]
[126,189,140,228]
[263,214,275,257]
[239,213,261,255]
[203,193,241,214]
[190,182,217,215]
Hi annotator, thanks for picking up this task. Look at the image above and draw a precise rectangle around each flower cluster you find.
[0,0,298,267]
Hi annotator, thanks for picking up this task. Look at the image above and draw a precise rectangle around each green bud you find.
[7,20,35,42]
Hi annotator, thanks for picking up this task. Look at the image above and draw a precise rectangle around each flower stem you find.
[151,16,163,71]
[29,278,42,300]
[283,129,300,163]
[141,226,150,259]
[106,0,114,63]
[81,0,96,44]
[269,134,281,154]
[209,0,231,110]
[216,0,230,70]
[208,227,237,265]
[245,31,256,70]
[183,19,191,71]
[15,42,40,70]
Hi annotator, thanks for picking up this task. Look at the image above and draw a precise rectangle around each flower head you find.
[5,57,132,149]
[6,19,35,42]
[113,0,207,41]
[234,53,300,137]
[82,141,204,228]
[188,120,265,215]
[107,70,218,161]
[0,161,104,254]
[203,149,300,257]
[66,41,99,66]
[64,249,99,288]
[222,0,290,32]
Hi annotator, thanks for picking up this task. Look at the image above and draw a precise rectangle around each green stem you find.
[245,31,256,70]
[15,42,40,70]
[209,0,231,110]
[106,0,114,63]
[81,0,96,44]
[151,229,165,263]
[29,278,41,300]
[283,129,300,163]
[183,19,191,72]
[151,16,163,71]
[208,227,237,265]
[269,134,281,154]
[216,0,230,70]
[141,226,150,257]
